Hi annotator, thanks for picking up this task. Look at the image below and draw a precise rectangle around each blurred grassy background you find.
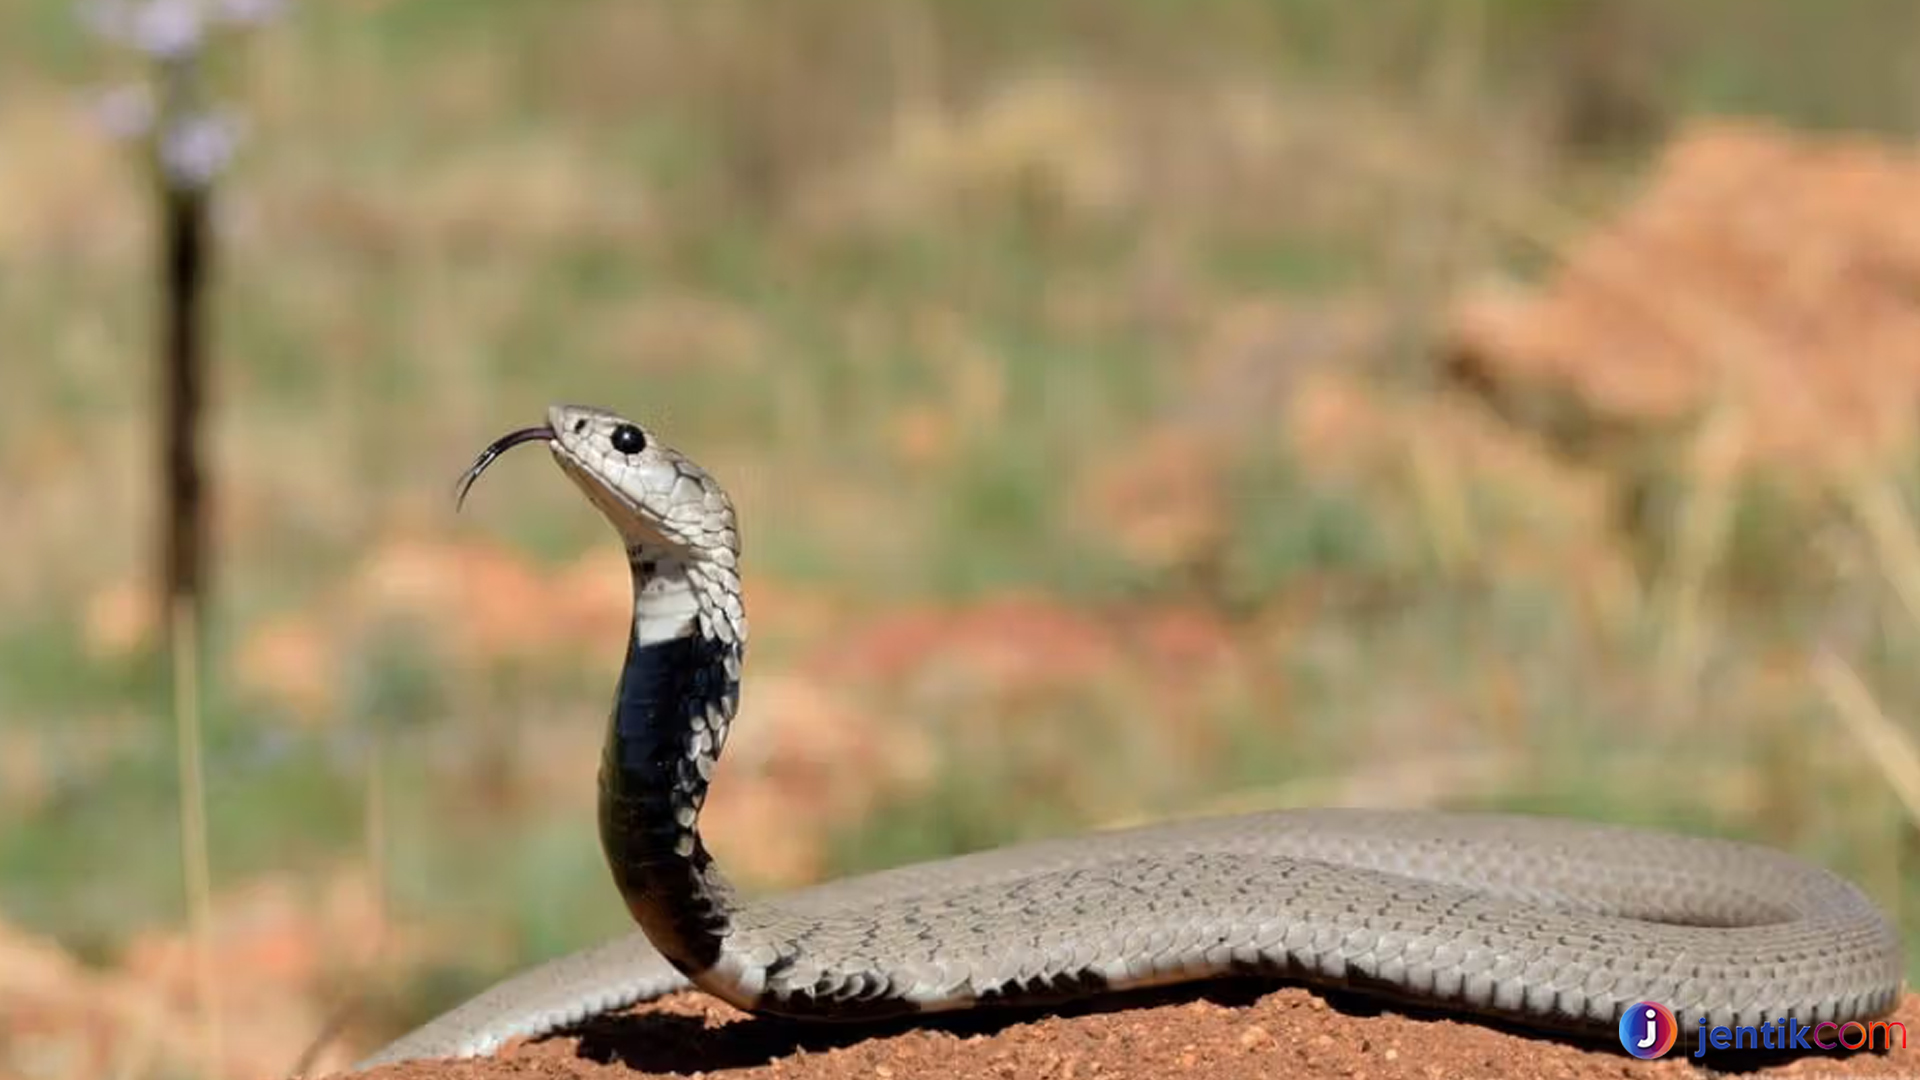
[6,0,1920,1075]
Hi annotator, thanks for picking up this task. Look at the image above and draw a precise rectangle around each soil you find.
[340,986,1920,1080]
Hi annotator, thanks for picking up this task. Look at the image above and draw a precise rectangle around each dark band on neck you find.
[599,628,741,975]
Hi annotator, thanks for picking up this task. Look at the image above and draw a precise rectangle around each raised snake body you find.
[355,404,1904,1068]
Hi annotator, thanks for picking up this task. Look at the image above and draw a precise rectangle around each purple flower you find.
[77,0,207,60]
[74,0,283,187]
[158,111,240,189]
[132,0,204,60]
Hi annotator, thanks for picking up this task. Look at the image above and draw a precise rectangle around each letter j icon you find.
[1619,1001,1677,1059]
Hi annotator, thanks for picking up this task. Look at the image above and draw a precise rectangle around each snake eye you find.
[610,423,647,455]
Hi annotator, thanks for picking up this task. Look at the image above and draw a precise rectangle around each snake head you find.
[457,405,739,565]
[548,404,738,561]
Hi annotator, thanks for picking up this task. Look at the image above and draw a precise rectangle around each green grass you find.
[4,1,1920,1067]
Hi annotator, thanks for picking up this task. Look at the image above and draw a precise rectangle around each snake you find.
[354,403,1905,1069]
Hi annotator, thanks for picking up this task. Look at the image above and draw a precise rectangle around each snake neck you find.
[598,543,746,978]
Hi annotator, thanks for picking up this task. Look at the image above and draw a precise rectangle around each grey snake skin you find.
[355,404,1904,1068]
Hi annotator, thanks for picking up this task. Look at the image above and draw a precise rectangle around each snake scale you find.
[355,404,1904,1068]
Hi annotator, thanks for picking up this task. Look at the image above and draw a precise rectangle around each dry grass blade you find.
[1812,651,1920,831]
[1842,474,1920,632]
[1651,405,1742,723]
[172,598,223,1077]
[1404,424,1475,575]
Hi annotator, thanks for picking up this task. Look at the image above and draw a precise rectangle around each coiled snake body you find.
[357,404,1903,1068]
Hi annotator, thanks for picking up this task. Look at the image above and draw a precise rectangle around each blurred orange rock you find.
[887,404,956,470]
[81,580,153,660]
[1449,118,1920,476]
[235,615,338,719]
[1077,426,1229,576]
[810,594,1125,693]
[0,919,165,1080]
[123,872,388,1001]
[800,593,1259,760]
[349,535,559,661]
[0,884,373,1080]
[115,870,393,1079]
[707,672,929,886]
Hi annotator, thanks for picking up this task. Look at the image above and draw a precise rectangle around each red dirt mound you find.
[341,988,1920,1080]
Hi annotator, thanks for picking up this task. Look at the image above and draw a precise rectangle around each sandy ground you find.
[341,987,1920,1080]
